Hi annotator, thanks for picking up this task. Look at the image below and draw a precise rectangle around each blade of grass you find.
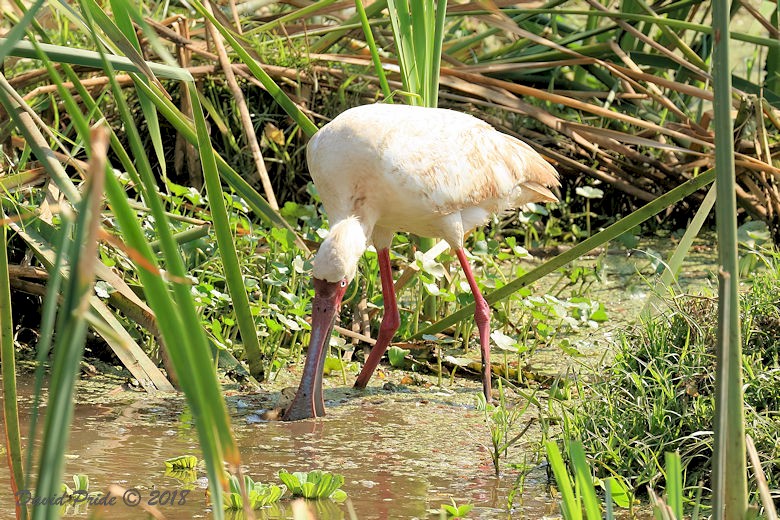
[243,0,341,36]
[445,9,780,49]
[387,0,418,100]
[79,9,239,513]
[355,0,392,100]
[767,5,780,94]
[643,183,717,313]
[711,0,748,514]
[21,214,69,493]
[664,452,683,519]
[569,441,601,520]
[32,125,108,520]
[429,0,447,107]
[546,441,581,520]
[103,0,167,179]
[1,38,192,80]
[189,79,266,380]
[746,435,779,520]
[0,0,45,62]
[1,223,26,520]
[309,0,387,53]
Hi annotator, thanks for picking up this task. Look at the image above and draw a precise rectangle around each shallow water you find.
[0,237,719,519]
[0,379,558,519]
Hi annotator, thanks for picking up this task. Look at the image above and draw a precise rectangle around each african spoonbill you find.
[283,103,559,421]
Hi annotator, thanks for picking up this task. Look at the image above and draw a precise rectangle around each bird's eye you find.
[340,280,347,288]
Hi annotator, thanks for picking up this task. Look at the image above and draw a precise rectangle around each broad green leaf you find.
[388,346,410,367]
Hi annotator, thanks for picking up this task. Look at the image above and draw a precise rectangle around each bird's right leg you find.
[354,247,400,389]
[455,248,493,403]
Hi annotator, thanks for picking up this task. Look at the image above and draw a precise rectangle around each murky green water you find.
[0,237,719,519]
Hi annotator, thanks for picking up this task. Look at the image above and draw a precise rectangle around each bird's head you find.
[304,216,368,368]
[311,216,367,284]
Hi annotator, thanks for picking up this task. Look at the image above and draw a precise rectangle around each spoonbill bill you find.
[283,103,559,421]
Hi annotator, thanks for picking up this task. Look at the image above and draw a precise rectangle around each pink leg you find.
[355,248,400,389]
[455,248,493,402]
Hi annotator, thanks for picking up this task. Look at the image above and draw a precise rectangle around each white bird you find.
[283,103,559,421]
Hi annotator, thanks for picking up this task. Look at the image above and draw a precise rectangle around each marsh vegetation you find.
[1,0,779,518]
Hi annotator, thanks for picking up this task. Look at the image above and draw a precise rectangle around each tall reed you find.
[711,0,748,515]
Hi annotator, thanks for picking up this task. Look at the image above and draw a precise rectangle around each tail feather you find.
[522,181,558,203]
[502,133,560,203]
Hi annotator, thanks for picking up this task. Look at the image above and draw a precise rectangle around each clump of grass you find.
[569,248,780,501]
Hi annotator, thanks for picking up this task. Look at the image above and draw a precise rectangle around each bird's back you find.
[307,104,559,240]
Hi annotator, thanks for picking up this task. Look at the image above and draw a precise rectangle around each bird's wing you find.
[381,115,560,216]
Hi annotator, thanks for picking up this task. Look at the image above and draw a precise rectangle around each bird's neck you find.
[311,216,369,282]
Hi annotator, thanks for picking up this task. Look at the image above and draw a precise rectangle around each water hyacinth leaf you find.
[277,470,302,493]
[255,484,284,505]
[442,501,474,517]
[327,489,346,502]
[313,473,334,497]
[278,470,346,499]
[228,474,243,494]
[576,186,604,199]
[589,303,608,322]
[301,482,316,498]
[224,493,243,511]
[422,282,442,296]
[422,334,456,344]
[388,346,410,367]
[491,330,519,351]
[737,221,771,248]
[164,455,199,470]
[558,339,585,357]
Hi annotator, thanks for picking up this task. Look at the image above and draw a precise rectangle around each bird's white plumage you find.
[307,104,559,282]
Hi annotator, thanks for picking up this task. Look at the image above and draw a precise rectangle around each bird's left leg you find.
[455,248,493,402]
[354,247,400,389]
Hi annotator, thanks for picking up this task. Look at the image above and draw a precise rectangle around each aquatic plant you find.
[441,498,474,518]
[224,475,284,511]
[277,470,347,501]
[164,455,199,470]
[163,455,201,486]
[61,474,90,497]
[476,381,535,476]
